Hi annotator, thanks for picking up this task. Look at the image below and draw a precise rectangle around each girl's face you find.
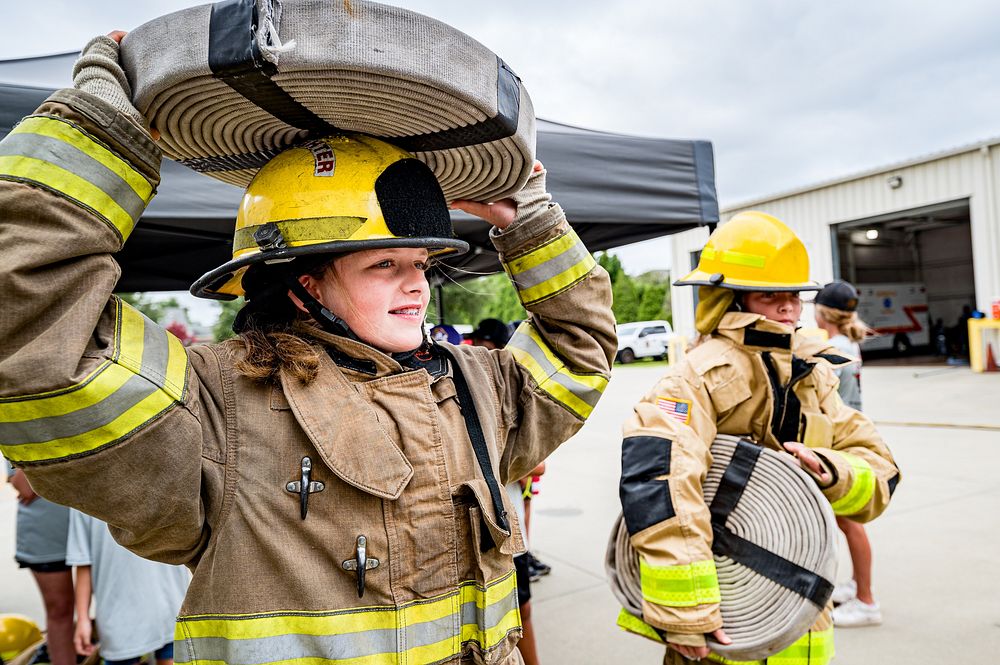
[297,247,431,353]
[743,291,802,328]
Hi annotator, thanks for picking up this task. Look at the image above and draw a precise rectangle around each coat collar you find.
[715,312,796,351]
[281,329,415,500]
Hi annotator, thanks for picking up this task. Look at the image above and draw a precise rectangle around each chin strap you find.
[282,272,358,340]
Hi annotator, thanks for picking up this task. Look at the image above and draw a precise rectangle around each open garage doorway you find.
[833,199,976,359]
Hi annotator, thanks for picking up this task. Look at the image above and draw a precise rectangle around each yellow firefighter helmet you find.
[191,134,469,300]
[675,211,820,292]
[0,614,43,663]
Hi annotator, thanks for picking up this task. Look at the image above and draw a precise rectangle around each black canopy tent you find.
[0,53,718,293]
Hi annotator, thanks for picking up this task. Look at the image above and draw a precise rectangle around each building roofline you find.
[722,135,1000,213]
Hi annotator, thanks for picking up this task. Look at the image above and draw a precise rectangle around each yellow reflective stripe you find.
[0,154,135,239]
[15,116,152,201]
[505,229,596,305]
[702,247,767,269]
[0,299,188,464]
[0,116,153,240]
[828,451,876,516]
[707,628,834,665]
[174,573,520,665]
[768,628,834,665]
[615,608,664,643]
[233,217,367,255]
[639,558,721,607]
[507,322,608,419]
[0,361,124,421]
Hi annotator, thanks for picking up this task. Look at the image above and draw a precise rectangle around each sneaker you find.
[831,579,857,605]
[524,551,551,581]
[832,597,882,627]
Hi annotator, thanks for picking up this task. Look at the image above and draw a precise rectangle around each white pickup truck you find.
[616,320,674,363]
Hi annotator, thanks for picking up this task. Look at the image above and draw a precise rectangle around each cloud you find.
[5,0,999,239]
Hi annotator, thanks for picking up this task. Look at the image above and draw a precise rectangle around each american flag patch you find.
[657,397,692,425]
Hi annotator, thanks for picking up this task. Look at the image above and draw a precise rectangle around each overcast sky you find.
[4,1,999,324]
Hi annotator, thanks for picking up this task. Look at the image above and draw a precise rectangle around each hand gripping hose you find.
[119,0,536,202]
[606,435,837,661]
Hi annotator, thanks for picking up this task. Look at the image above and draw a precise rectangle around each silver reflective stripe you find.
[141,319,172,389]
[511,238,592,290]
[507,332,603,410]
[0,314,171,445]
[462,584,519,630]
[0,373,158,445]
[174,586,519,664]
[0,132,146,223]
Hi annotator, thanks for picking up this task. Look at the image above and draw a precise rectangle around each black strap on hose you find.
[209,0,339,135]
[712,525,833,608]
[201,0,522,173]
[709,438,761,523]
[709,439,834,609]
[437,346,510,547]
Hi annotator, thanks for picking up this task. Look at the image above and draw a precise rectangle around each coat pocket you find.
[459,479,522,556]
[800,411,834,447]
[708,375,753,415]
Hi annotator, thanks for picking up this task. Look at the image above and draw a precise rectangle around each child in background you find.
[4,458,74,665]
[67,509,190,665]
[813,280,883,627]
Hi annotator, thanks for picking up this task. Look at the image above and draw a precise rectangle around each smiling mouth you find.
[389,307,422,316]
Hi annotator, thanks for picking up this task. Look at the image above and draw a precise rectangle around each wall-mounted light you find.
[865,229,879,240]
[887,175,903,189]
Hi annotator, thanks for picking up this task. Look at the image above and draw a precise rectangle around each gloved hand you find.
[72,33,147,130]
[449,161,552,231]
[510,161,552,225]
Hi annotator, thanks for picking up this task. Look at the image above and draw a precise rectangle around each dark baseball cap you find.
[466,318,513,347]
[815,280,859,312]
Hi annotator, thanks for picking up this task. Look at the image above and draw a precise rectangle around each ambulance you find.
[856,283,929,353]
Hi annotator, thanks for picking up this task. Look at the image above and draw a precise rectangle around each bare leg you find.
[31,569,76,665]
[837,516,875,604]
[517,601,540,665]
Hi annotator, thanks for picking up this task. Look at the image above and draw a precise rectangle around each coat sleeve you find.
[619,363,723,640]
[488,202,616,485]
[810,363,900,523]
[0,89,225,565]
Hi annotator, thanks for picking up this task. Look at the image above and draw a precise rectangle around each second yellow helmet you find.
[675,211,820,291]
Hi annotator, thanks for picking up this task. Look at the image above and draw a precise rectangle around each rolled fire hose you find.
[119,0,535,202]
[606,435,837,661]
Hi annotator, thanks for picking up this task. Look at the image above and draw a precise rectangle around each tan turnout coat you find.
[620,313,900,664]
[0,89,616,664]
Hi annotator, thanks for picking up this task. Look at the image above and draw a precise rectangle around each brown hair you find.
[815,303,871,343]
[231,258,339,384]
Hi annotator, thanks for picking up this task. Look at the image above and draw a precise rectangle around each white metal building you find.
[670,138,1000,341]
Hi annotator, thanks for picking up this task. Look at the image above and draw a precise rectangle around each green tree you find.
[636,283,669,321]
[116,293,183,324]
[213,298,243,342]
[427,272,526,326]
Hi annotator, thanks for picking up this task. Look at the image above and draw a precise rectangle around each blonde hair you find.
[815,303,871,343]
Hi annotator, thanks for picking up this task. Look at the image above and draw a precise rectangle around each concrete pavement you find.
[2,363,999,662]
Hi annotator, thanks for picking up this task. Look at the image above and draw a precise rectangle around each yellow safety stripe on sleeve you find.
[0,115,153,241]
[173,571,520,665]
[506,321,608,420]
[504,229,597,306]
[707,628,834,665]
[615,608,664,644]
[827,450,876,516]
[0,298,188,464]
[639,557,721,607]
